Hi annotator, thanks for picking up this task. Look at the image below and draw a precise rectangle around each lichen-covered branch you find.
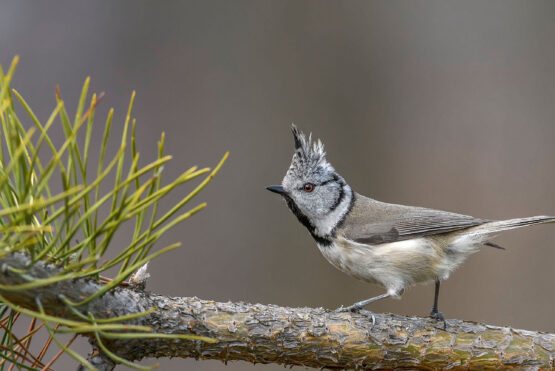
[1,253,553,369]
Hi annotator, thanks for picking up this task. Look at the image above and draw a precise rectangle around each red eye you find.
[303,183,314,192]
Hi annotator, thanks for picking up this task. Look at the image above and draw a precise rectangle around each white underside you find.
[317,233,485,296]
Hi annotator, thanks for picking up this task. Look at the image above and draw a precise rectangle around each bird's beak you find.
[266,185,286,195]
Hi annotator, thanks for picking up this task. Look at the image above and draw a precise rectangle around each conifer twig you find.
[0,253,552,370]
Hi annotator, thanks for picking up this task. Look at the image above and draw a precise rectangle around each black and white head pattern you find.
[280,125,354,245]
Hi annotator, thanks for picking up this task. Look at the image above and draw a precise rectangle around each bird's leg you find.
[336,292,390,313]
[430,279,446,328]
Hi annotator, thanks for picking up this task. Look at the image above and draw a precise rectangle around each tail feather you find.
[484,241,505,250]
[468,216,555,236]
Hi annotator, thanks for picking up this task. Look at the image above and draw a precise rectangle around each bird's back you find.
[337,193,488,245]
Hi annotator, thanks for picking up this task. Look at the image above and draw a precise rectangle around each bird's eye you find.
[303,183,315,192]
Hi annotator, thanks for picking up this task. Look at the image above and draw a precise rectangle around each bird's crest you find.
[290,124,328,173]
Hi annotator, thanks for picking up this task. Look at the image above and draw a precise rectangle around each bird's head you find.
[267,125,350,234]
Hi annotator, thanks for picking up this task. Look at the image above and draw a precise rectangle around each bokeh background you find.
[1,1,554,370]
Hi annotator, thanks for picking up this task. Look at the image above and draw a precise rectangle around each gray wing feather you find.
[341,194,489,244]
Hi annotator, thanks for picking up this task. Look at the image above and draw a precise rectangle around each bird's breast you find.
[316,239,381,283]
[316,237,446,289]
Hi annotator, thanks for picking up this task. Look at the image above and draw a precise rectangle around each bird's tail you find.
[467,215,555,236]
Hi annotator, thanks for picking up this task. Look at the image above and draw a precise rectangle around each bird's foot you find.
[430,310,446,329]
[336,305,375,326]
[358,309,376,326]
[336,303,362,313]
[429,310,444,321]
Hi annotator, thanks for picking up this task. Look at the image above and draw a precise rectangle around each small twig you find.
[9,316,36,371]
[41,333,77,371]
[19,321,46,343]
[0,311,20,325]
[35,324,60,366]
[0,344,47,369]
[98,275,129,287]
[0,318,48,369]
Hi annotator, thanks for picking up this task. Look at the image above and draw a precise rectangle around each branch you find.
[1,253,553,369]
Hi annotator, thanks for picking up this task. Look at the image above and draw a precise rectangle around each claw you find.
[430,310,446,330]
[335,306,376,326]
[359,309,376,326]
[336,304,362,312]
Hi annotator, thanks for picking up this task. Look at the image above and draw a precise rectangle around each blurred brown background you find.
[1,1,554,370]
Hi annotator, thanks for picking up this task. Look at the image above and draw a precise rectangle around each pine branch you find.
[1,253,552,370]
[0,57,231,369]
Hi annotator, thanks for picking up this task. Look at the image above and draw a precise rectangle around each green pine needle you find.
[0,56,226,369]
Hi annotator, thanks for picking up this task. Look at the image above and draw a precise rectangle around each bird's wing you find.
[340,195,489,245]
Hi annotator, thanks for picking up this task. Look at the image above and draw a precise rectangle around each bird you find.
[266,125,554,322]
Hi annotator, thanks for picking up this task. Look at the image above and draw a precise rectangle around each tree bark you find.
[1,253,553,370]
